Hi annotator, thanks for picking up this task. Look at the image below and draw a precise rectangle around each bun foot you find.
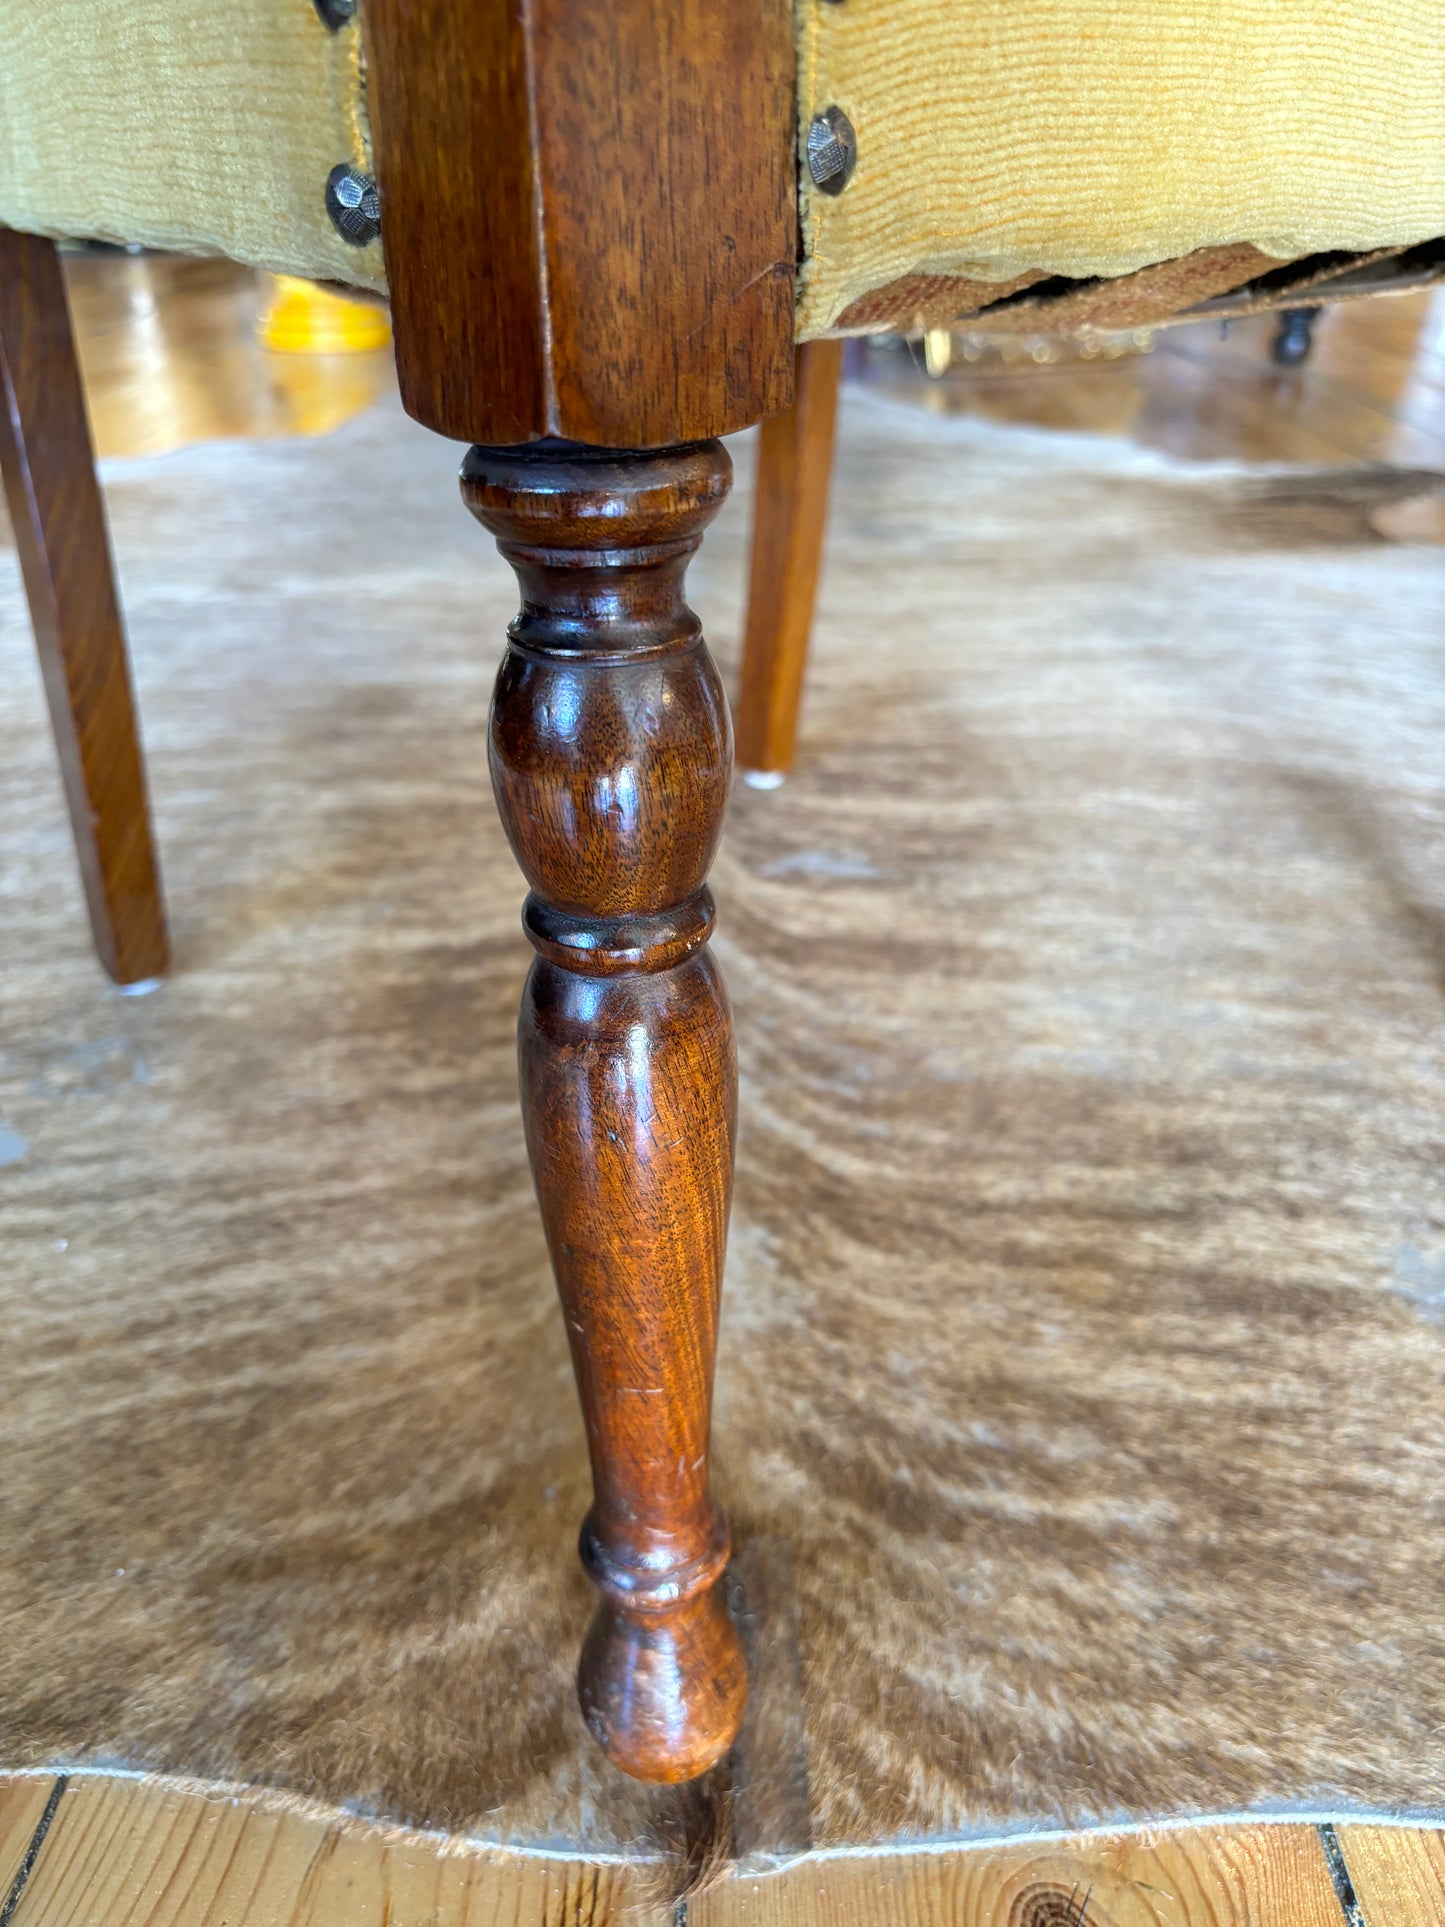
[579,1588,747,1783]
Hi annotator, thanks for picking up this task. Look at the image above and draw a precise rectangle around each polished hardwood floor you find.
[61,249,1445,477]
[860,289,1445,472]
[11,252,1441,1925]
[63,252,394,458]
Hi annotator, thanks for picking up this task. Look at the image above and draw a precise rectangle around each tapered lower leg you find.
[735,338,843,781]
[0,228,168,984]
[465,440,746,1782]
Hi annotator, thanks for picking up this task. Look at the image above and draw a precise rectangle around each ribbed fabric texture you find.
[0,0,382,292]
[797,0,1445,336]
[0,1,1440,330]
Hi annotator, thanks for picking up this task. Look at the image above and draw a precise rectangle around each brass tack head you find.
[325,164,381,245]
[807,107,857,195]
[312,0,356,27]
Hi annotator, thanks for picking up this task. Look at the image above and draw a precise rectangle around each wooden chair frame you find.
[6,0,1436,1808]
[0,227,169,986]
[2,0,819,1787]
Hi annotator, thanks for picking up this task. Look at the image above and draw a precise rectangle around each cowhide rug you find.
[2,384,1443,1860]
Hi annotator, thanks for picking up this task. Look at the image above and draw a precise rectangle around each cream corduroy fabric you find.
[0,1,1442,327]
[0,0,383,293]
[796,0,1445,336]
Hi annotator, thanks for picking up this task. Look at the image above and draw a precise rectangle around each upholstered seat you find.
[796,0,1445,333]
[3,0,1442,335]
[0,0,383,294]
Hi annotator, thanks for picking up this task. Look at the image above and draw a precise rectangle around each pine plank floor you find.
[4,1778,1440,1927]
[1336,1825,1445,1927]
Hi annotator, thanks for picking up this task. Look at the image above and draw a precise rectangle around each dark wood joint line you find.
[363,0,798,447]
[0,1776,69,1927]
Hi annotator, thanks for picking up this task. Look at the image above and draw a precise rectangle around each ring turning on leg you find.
[464,440,746,1782]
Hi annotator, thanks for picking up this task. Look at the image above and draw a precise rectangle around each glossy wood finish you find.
[0,229,167,985]
[736,340,844,780]
[861,287,1445,469]
[67,254,393,459]
[364,0,796,448]
[464,440,745,1781]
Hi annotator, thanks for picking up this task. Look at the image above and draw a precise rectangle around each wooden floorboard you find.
[4,1776,662,1927]
[694,1823,1347,1926]
[0,1777,1397,1927]
[1338,1824,1445,1926]
[0,1778,65,1912]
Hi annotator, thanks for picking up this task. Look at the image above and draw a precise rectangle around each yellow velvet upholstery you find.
[0,0,383,293]
[796,0,1445,336]
[0,0,1441,330]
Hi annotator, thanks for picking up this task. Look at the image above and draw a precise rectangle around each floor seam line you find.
[0,1775,68,1927]
[1318,1822,1369,1927]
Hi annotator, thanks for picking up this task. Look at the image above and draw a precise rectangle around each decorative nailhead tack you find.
[806,107,857,195]
[325,164,381,245]
[312,0,356,27]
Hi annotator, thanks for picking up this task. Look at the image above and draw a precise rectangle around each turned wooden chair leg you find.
[0,228,168,985]
[465,439,746,1783]
[735,338,844,785]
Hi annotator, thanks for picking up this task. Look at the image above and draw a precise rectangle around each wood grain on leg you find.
[0,229,167,984]
[465,440,746,1782]
[736,341,844,781]
[364,0,795,448]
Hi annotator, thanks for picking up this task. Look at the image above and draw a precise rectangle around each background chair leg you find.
[466,439,747,1784]
[1272,306,1321,368]
[735,339,844,785]
[0,228,168,985]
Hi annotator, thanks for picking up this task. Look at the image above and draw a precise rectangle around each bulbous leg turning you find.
[466,439,746,1782]
[580,1588,748,1785]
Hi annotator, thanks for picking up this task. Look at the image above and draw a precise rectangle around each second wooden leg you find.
[735,338,844,783]
[0,228,168,985]
[466,439,746,1783]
